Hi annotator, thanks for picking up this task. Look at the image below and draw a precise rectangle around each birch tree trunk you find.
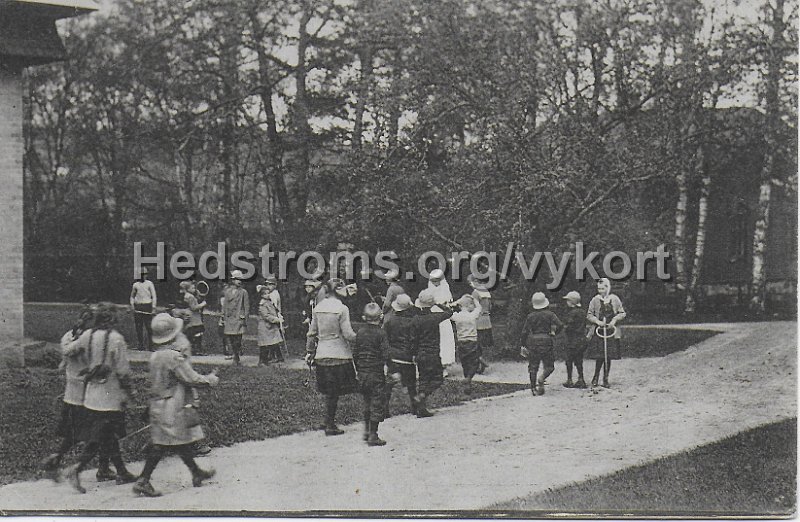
[749,0,785,312]
[685,145,709,313]
[673,167,688,283]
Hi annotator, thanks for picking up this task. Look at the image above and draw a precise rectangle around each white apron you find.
[428,279,456,365]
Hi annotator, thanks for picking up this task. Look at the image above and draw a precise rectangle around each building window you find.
[728,200,748,263]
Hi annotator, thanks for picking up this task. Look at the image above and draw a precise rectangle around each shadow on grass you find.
[491,418,797,517]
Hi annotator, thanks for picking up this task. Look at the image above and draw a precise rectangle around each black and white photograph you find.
[0,0,796,517]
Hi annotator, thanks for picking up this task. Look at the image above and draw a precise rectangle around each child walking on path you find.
[519,293,563,396]
[41,306,94,481]
[382,294,419,416]
[450,294,483,393]
[133,313,220,497]
[413,289,454,417]
[561,291,588,389]
[62,303,137,493]
[353,303,390,446]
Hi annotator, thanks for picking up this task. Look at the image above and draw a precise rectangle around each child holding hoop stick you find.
[586,278,626,388]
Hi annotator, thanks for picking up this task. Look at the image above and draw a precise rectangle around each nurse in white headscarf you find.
[427,269,456,367]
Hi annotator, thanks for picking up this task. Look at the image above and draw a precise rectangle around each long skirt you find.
[81,409,126,444]
[56,402,87,441]
[316,361,358,396]
[585,335,621,361]
[439,321,456,366]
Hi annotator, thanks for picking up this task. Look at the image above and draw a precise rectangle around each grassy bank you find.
[25,303,719,361]
[493,418,797,516]
[487,325,719,361]
[0,364,525,485]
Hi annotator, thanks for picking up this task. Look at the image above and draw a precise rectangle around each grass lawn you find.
[0,364,525,486]
[486,326,719,361]
[24,303,719,362]
[493,418,797,516]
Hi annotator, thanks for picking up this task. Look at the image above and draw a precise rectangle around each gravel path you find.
[0,322,794,513]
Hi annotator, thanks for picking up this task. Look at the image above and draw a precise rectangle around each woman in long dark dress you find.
[585,278,626,388]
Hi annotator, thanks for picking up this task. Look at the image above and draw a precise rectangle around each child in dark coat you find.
[412,289,454,417]
[561,291,588,388]
[519,292,563,396]
[382,294,418,415]
[353,303,390,446]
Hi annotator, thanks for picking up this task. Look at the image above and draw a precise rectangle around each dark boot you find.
[415,395,433,418]
[366,421,386,446]
[325,425,345,436]
[133,478,162,497]
[41,453,62,482]
[529,372,538,396]
[464,380,473,395]
[107,447,136,485]
[96,465,116,482]
[192,467,216,487]
[324,395,343,435]
[115,470,138,485]
[362,420,369,441]
[64,464,86,494]
[273,345,284,362]
[194,442,212,456]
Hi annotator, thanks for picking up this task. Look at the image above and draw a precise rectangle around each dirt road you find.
[0,322,794,513]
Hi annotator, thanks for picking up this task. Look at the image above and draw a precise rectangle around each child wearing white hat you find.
[412,288,455,417]
[383,294,419,415]
[519,292,563,396]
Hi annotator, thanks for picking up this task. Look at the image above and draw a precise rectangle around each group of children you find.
[345,276,627,446]
[42,272,626,496]
[519,278,627,395]
[42,302,220,497]
[306,273,498,447]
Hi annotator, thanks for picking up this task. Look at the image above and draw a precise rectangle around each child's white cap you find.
[563,291,581,305]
